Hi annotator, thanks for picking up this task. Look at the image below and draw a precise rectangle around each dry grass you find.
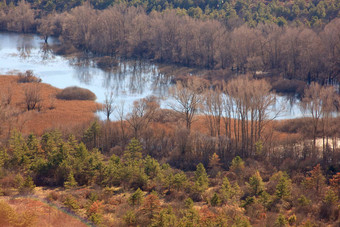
[0,75,100,136]
[0,75,299,143]
[2,198,88,227]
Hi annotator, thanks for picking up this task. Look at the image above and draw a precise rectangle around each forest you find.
[0,0,339,27]
[0,0,339,226]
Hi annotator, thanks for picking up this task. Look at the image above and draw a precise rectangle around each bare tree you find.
[24,83,42,111]
[300,83,324,155]
[201,85,223,137]
[169,77,207,130]
[7,0,35,33]
[224,76,276,157]
[103,91,115,121]
[38,12,60,43]
[301,83,339,159]
[115,101,127,144]
[321,18,340,85]
[61,2,96,51]
[127,96,159,138]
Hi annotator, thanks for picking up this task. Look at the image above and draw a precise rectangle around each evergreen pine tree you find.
[194,163,209,191]
[248,171,265,196]
[210,193,221,206]
[19,176,35,195]
[129,188,144,206]
[64,172,78,189]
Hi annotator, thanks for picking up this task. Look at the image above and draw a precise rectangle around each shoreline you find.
[0,75,100,137]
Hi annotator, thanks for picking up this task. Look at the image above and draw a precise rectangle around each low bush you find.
[47,191,60,202]
[17,70,41,83]
[56,86,96,101]
[63,195,80,211]
[271,78,305,97]
[18,176,35,195]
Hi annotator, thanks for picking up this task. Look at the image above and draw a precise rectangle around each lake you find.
[0,32,303,120]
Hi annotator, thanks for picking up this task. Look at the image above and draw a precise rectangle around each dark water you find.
[0,32,302,120]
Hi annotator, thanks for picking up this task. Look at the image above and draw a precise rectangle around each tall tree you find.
[170,78,207,130]
[300,83,339,156]
[7,0,35,33]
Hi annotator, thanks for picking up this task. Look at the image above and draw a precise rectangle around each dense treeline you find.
[0,0,339,27]
[0,2,339,86]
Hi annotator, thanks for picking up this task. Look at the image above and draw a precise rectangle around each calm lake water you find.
[0,32,302,120]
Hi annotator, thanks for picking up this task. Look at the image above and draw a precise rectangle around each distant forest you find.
[0,0,339,27]
[0,1,339,88]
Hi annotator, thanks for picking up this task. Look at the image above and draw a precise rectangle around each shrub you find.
[151,206,177,227]
[319,189,339,221]
[87,201,103,225]
[17,70,41,83]
[230,156,245,173]
[288,214,297,225]
[184,198,194,209]
[63,195,79,211]
[275,213,288,227]
[47,191,60,202]
[140,193,161,220]
[18,176,35,195]
[271,78,305,97]
[298,195,311,206]
[24,84,42,111]
[232,216,251,227]
[210,193,221,207]
[56,87,96,101]
[123,210,137,226]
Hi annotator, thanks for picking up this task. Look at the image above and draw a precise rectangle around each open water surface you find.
[0,32,303,120]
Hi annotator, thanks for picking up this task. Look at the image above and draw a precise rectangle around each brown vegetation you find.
[0,75,338,226]
[0,75,100,136]
[1,2,339,87]
[0,198,88,227]
[17,70,42,83]
[56,86,97,101]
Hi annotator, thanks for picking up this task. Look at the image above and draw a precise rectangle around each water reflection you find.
[74,65,93,85]
[39,43,54,60]
[0,32,176,121]
[0,32,301,120]
[16,35,33,58]
[66,57,173,98]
